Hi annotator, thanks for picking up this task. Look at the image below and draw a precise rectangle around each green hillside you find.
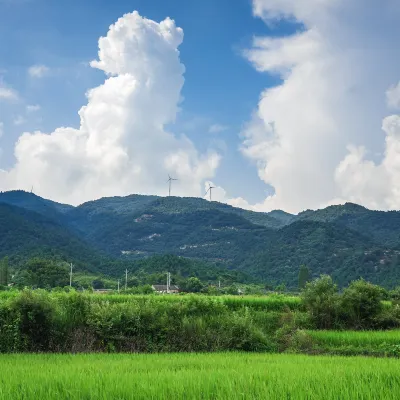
[298,203,400,247]
[0,203,103,272]
[237,220,400,287]
[2,191,400,288]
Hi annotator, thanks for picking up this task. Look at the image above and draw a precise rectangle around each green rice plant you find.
[1,353,400,399]
[307,329,400,356]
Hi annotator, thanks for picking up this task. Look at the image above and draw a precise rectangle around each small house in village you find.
[152,285,180,294]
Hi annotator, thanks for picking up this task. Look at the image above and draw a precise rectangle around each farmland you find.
[1,353,400,399]
[2,287,400,398]
[0,290,302,310]
[307,329,400,356]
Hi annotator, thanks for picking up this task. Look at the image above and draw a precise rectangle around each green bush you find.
[9,291,55,351]
[340,279,384,329]
[301,275,340,329]
[0,291,278,353]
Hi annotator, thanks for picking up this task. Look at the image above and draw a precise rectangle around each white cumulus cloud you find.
[0,12,220,204]
[0,85,18,101]
[28,65,49,78]
[335,116,400,210]
[239,0,400,213]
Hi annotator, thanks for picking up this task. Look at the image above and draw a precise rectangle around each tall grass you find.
[0,353,400,399]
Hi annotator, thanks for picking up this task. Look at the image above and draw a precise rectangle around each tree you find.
[183,277,204,293]
[127,276,140,288]
[301,275,340,329]
[23,258,69,288]
[298,265,310,290]
[0,257,9,286]
[340,279,383,329]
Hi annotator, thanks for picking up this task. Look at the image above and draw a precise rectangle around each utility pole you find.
[125,269,128,291]
[69,263,73,287]
[117,279,120,293]
[167,272,170,294]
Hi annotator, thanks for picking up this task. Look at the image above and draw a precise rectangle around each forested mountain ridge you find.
[0,202,103,272]
[237,220,400,287]
[2,190,400,287]
[297,202,400,248]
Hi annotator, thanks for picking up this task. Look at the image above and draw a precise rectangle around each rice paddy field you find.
[0,290,302,311]
[307,329,400,356]
[1,352,400,399]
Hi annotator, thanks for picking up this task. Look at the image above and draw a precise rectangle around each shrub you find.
[340,279,384,329]
[9,291,55,351]
[301,275,340,329]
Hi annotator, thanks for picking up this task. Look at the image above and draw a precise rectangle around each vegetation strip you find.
[1,353,400,399]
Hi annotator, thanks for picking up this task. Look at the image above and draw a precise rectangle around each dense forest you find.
[2,190,400,288]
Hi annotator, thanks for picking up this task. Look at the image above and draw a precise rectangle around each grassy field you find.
[1,353,400,399]
[307,329,400,356]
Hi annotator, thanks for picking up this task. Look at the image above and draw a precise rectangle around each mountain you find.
[237,220,400,287]
[67,196,273,262]
[0,190,73,221]
[0,202,103,272]
[298,203,400,248]
[2,191,400,288]
[70,194,284,229]
[267,210,295,225]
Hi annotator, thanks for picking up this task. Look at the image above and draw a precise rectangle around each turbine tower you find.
[167,175,178,197]
[205,184,216,201]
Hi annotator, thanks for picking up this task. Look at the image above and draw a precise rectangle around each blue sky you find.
[1,0,399,212]
[0,0,297,203]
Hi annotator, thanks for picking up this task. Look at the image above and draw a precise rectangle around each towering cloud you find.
[0,12,220,204]
[241,0,400,212]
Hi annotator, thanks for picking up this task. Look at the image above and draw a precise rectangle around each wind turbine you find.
[167,175,178,197]
[205,184,216,201]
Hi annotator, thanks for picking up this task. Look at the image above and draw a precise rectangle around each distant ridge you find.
[1,190,400,287]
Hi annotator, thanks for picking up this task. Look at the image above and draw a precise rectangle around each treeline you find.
[2,274,400,354]
[301,275,399,330]
[0,256,256,294]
